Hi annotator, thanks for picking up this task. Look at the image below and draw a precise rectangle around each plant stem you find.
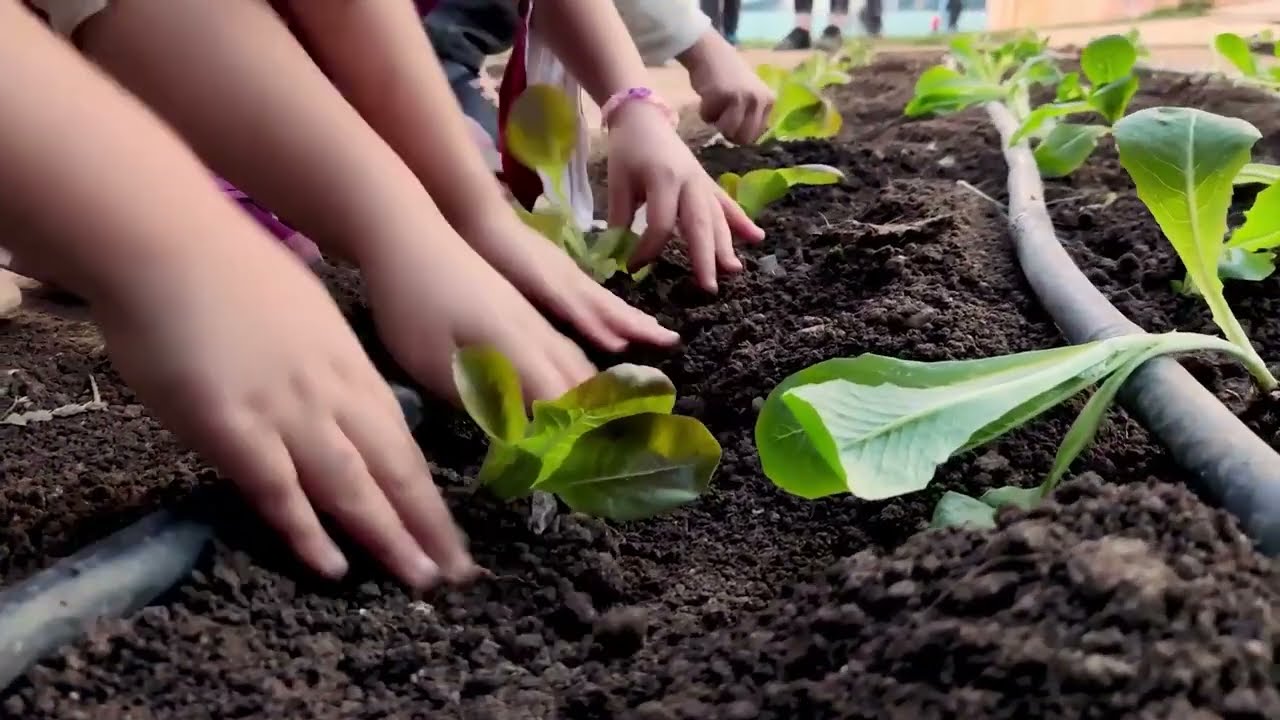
[1212,312,1279,389]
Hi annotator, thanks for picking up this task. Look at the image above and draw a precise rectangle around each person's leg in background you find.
[421,0,518,143]
[856,0,882,38]
[946,0,962,31]
[817,0,852,50]
[722,0,740,45]
[774,0,813,49]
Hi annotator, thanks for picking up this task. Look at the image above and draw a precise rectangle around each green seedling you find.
[903,33,1057,118]
[1113,107,1278,388]
[506,85,646,282]
[1237,163,1280,186]
[1011,34,1141,178]
[454,347,721,521]
[755,54,853,142]
[1214,32,1280,92]
[754,331,1273,529]
[717,164,845,219]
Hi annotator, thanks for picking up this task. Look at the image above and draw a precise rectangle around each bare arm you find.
[0,1,272,306]
[285,0,511,234]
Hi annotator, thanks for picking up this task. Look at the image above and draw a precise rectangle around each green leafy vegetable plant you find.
[1010,34,1141,178]
[754,331,1275,529]
[717,164,845,219]
[903,33,1057,118]
[755,48,864,143]
[1114,106,1280,377]
[506,85,645,282]
[453,347,721,521]
[1214,32,1280,92]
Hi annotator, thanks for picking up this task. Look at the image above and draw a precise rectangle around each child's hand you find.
[680,31,776,145]
[95,237,475,590]
[457,213,681,353]
[361,232,598,401]
[605,101,766,293]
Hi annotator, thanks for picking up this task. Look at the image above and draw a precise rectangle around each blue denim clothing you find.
[441,59,499,144]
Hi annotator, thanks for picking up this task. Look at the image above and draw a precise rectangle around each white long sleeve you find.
[614,0,712,67]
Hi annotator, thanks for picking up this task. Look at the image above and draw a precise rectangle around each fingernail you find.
[320,546,350,579]
[410,554,441,589]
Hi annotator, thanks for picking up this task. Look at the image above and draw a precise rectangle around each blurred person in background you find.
[775,0,880,50]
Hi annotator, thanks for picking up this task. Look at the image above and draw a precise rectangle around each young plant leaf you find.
[453,347,528,442]
[979,485,1042,511]
[1081,34,1138,86]
[767,82,842,140]
[1218,247,1276,282]
[1113,107,1274,387]
[719,165,844,219]
[507,84,578,195]
[756,339,1149,500]
[1056,71,1085,101]
[1010,101,1093,145]
[1236,163,1280,186]
[1216,32,1260,77]
[1227,181,1280,253]
[1033,124,1109,178]
[456,350,720,517]
[756,64,789,93]
[931,491,998,529]
[537,413,720,521]
[904,65,1006,117]
[1088,75,1140,124]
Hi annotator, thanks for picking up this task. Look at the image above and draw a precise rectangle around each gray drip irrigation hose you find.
[987,102,1280,554]
[0,383,425,691]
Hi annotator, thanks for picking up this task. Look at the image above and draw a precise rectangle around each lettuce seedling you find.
[904,33,1058,118]
[453,347,721,520]
[754,331,1274,529]
[506,85,646,282]
[1113,107,1278,389]
[717,164,845,219]
[1011,34,1141,178]
[755,59,846,143]
[1215,32,1280,92]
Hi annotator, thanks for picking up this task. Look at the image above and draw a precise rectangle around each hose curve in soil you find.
[986,102,1280,555]
[0,382,427,690]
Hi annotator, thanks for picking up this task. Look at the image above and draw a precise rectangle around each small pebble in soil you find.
[757,254,786,278]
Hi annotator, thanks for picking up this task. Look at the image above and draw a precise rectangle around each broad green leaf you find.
[1010,101,1093,145]
[732,170,791,219]
[948,35,987,77]
[1033,124,1109,178]
[1216,32,1259,77]
[1012,55,1061,88]
[1081,34,1138,85]
[1235,163,1280,186]
[759,339,1149,500]
[477,441,543,499]
[538,414,720,520]
[522,364,677,483]
[904,65,1006,117]
[1114,107,1261,347]
[590,226,640,265]
[756,64,789,92]
[777,164,846,186]
[718,172,741,197]
[507,85,578,184]
[1088,75,1139,124]
[453,347,528,442]
[769,82,842,140]
[1218,247,1276,282]
[979,485,1042,511]
[1228,181,1280,252]
[931,491,997,529]
[1056,72,1086,101]
[515,204,580,254]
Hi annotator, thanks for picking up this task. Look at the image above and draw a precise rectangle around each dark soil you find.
[2,53,1278,719]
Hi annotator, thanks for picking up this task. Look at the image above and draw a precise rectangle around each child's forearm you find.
[532,0,653,107]
[285,0,511,232]
[0,2,266,306]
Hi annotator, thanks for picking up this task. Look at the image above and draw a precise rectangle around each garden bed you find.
[2,53,1279,718]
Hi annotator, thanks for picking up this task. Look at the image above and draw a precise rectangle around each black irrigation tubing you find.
[0,382,425,691]
[986,101,1280,555]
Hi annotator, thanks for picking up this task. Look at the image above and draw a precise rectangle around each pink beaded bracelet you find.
[600,87,678,130]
